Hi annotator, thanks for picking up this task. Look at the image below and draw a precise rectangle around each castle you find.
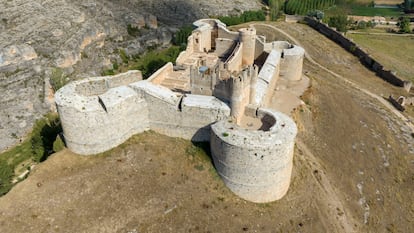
[55,19,305,203]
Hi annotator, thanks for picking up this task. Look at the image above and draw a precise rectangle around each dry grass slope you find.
[0,21,413,233]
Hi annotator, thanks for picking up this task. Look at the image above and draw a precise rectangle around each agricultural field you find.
[347,33,414,82]
[284,0,404,17]
[285,0,336,15]
[349,5,403,16]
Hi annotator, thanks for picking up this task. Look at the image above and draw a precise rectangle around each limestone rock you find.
[0,0,262,152]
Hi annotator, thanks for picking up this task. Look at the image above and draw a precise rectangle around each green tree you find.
[405,0,413,10]
[267,0,283,20]
[173,26,193,46]
[328,15,349,32]
[398,17,411,33]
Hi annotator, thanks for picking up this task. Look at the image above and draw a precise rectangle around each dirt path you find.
[252,23,414,133]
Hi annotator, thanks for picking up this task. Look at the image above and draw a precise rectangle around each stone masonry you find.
[55,19,305,203]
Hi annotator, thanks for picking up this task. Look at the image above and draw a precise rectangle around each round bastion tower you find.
[239,27,256,66]
[211,109,297,203]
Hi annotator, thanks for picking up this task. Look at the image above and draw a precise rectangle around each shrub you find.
[328,14,349,32]
[398,17,411,33]
[31,113,62,162]
[127,24,141,37]
[50,68,68,91]
[173,26,193,46]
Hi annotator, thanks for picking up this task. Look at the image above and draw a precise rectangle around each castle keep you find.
[55,19,305,203]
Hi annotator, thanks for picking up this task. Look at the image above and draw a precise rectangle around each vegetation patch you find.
[285,0,336,15]
[50,68,68,91]
[349,5,403,16]
[218,10,266,26]
[0,113,63,196]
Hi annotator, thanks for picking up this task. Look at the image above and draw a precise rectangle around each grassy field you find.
[350,5,403,16]
[348,33,414,82]
[323,0,404,17]
[325,5,403,17]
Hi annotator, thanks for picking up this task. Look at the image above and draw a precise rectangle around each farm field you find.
[347,33,414,82]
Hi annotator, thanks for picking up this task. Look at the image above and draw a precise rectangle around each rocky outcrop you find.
[0,0,262,152]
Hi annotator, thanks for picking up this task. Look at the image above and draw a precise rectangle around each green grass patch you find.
[350,5,403,16]
[347,33,414,81]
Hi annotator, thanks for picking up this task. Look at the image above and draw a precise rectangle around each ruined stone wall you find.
[210,108,297,203]
[305,17,406,87]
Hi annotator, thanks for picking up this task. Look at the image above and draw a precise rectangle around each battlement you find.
[55,19,305,203]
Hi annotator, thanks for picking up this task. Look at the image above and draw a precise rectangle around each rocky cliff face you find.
[0,0,262,152]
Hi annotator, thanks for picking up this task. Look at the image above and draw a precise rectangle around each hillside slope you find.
[0,21,413,233]
[0,0,262,152]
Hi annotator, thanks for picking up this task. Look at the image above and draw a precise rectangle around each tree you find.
[328,15,349,32]
[308,10,325,21]
[404,0,413,10]
[398,17,411,33]
[267,0,284,20]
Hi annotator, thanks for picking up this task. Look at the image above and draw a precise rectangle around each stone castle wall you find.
[56,74,231,155]
[56,19,305,203]
[55,71,149,155]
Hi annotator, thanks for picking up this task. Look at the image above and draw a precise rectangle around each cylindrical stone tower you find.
[281,45,304,81]
[239,27,256,66]
[210,108,297,203]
